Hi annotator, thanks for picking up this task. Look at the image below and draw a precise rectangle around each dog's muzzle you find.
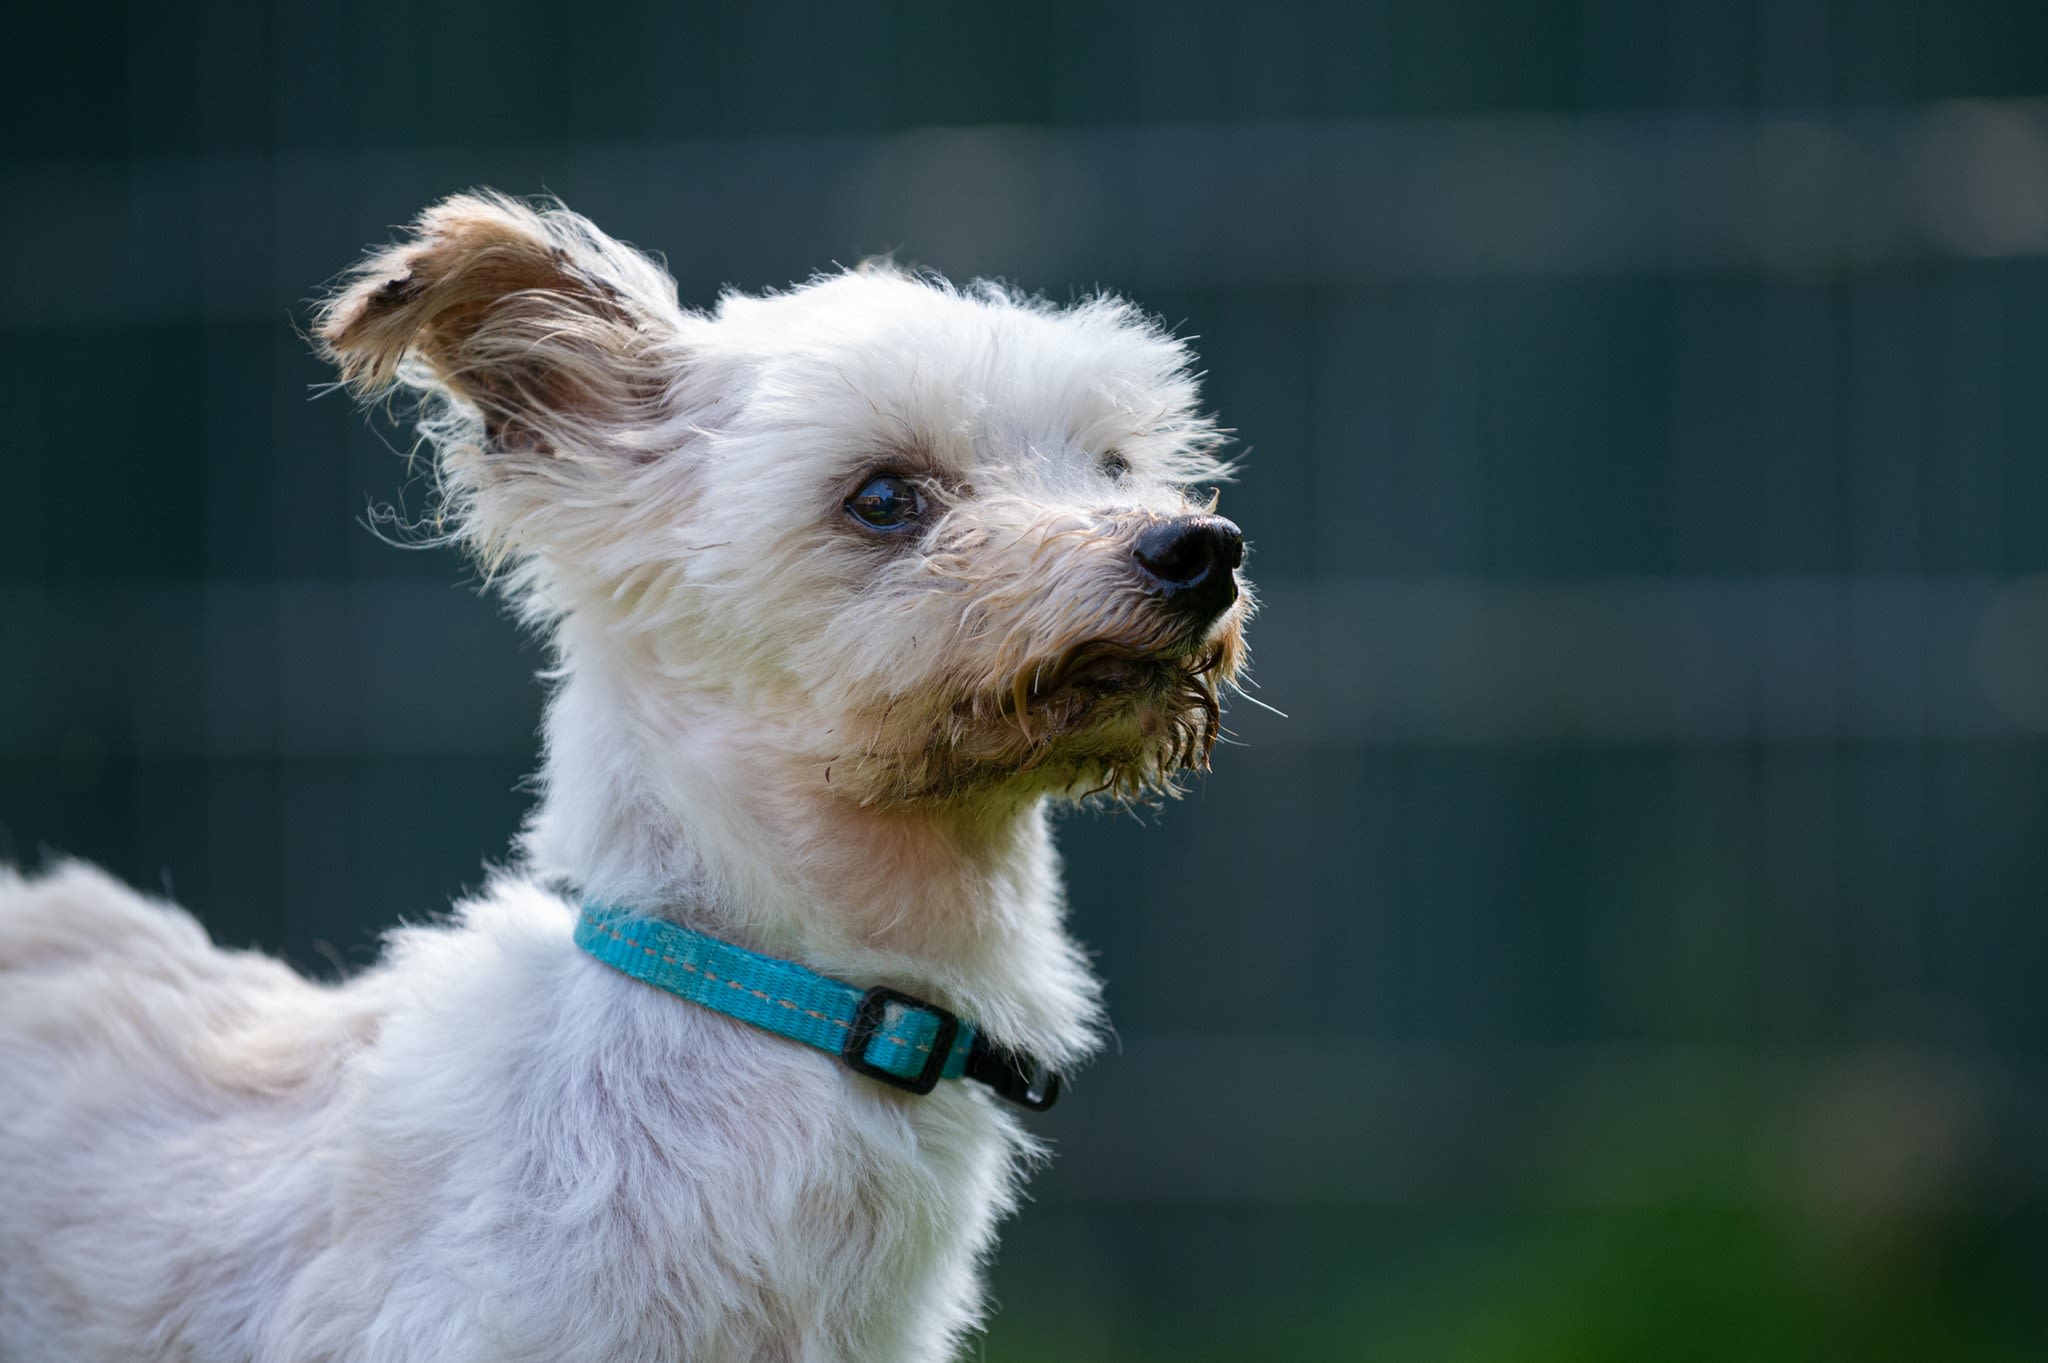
[1133,514,1243,625]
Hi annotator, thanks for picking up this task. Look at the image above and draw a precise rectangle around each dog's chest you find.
[350,926,1030,1361]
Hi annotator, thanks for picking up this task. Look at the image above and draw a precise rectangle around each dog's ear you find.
[319,193,687,441]
[317,193,703,564]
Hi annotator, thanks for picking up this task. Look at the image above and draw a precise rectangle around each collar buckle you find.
[842,986,958,1095]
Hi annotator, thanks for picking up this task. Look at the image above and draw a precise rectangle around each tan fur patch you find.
[318,193,666,451]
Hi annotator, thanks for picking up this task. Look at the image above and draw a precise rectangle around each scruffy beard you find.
[840,616,1247,808]
[995,639,1230,796]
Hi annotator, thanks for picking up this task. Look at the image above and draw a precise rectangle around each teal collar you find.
[574,902,1062,1110]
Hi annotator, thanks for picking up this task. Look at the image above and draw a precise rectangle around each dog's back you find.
[0,862,361,1116]
[0,864,371,1358]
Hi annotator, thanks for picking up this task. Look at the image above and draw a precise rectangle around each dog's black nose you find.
[1133,515,1243,621]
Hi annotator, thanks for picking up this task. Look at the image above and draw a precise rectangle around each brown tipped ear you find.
[317,192,682,451]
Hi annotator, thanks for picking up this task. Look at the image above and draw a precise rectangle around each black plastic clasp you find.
[962,1036,1062,1112]
[842,986,959,1096]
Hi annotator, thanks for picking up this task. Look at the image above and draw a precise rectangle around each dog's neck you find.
[520,623,1102,1065]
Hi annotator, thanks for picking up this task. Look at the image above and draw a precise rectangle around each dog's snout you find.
[1132,515,1243,620]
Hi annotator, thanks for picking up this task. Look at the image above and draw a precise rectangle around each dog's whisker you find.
[1227,683,1287,719]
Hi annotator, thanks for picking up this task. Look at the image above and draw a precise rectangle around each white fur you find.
[0,194,1249,1362]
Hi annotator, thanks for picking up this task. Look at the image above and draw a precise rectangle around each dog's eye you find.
[1100,451,1130,482]
[845,475,925,531]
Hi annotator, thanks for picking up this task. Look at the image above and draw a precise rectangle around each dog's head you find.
[319,193,1251,809]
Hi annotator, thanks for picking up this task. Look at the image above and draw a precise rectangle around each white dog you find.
[0,193,1250,1362]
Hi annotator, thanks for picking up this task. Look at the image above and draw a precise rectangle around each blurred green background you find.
[7,2,2048,1358]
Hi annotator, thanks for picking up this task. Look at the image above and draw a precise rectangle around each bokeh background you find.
[8,2,2048,1357]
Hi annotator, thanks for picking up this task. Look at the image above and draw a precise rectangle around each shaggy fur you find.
[0,193,1251,1362]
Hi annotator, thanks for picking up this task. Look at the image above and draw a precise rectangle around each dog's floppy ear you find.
[317,193,702,564]
[319,192,693,448]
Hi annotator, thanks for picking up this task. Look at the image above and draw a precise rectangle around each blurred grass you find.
[980,1055,2047,1362]
[982,1202,2044,1363]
